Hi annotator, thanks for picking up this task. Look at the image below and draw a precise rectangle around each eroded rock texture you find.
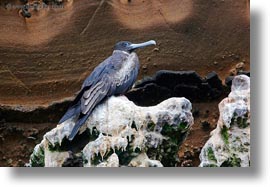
[0,0,250,107]
[29,96,193,167]
[199,75,250,167]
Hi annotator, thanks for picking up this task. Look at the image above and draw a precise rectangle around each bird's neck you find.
[113,50,132,56]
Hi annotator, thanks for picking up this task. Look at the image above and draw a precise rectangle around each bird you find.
[59,40,156,140]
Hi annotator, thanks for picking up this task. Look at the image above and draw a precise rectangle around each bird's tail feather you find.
[68,114,89,141]
[58,103,81,124]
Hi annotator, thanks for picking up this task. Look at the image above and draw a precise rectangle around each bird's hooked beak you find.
[129,40,156,51]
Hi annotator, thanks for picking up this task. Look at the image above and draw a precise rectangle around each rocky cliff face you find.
[29,96,193,167]
[199,75,250,167]
[0,0,250,106]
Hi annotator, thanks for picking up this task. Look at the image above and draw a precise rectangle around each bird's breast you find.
[114,52,139,85]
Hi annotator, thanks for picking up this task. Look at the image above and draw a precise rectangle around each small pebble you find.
[27,136,36,140]
[235,62,245,70]
[153,48,159,52]
[142,65,147,70]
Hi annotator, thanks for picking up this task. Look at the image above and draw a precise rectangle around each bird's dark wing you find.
[58,57,111,124]
[68,73,112,140]
[68,52,138,140]
[81,57,112,89]
[79,51,136,114]
[81,73,112,114]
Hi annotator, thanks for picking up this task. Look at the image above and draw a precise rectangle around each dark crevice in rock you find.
[62,152,84,167]
[126,70,227,106]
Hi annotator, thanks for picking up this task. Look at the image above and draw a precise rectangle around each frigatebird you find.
[59,40,156,140]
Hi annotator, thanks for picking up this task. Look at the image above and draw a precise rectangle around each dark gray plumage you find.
[59,40,156,140]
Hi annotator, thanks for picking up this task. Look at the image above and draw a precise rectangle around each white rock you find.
[96,153,119,167]
[44,150,70,167]
[29,96,193,167]
[199,75,250,167]
[128,152,163,167]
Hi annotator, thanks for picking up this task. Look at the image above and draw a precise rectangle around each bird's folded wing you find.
[79,52,137,115]
[81,74,113,115]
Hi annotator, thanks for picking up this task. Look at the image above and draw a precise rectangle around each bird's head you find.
[114,40,156,53]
